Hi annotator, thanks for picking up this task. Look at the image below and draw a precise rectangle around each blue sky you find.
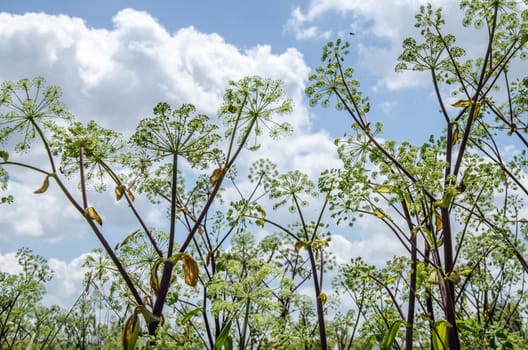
[0,0,501,306]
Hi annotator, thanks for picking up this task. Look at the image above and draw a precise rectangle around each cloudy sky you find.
[0,0,492,307]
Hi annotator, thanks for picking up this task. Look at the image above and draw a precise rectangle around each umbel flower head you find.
[130,102,219,169]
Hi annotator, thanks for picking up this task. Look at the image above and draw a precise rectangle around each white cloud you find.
[0,251,22,274]
[0,250,90,309]
[330,228,406,268]
[0,9,340,249]
[287,0,456,40]
[285,0,506,92]
[44,253,91,308]
[0,179,80,242]
[0,9,311,133]
[0,7,410,305]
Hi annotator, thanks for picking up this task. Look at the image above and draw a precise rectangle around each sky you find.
[0,0,507,308]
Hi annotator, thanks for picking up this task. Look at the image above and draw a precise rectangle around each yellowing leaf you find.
[428,270,440,284]
[115,185,125,201]
[86,207,103,226]
[181,254,199,287]
[149,259,163,294]
[451,127,459,146]
[446,271,460,284]
[122,312,140,350]
[458,267,472,276]
[435,211,443,233]
[127,189,135,202]
[319,292,327,305]
[472,102,481,121]
[375,185,393,194]
[386,276,397,284]
[34,176,50,194]
[294,241,303,252]
[451,99,471,108]
[373,208,386,219]
[432,320,448,350]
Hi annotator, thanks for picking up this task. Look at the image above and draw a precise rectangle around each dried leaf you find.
[86,207,103,226]
[181,254,199,287]
[34,176,50,194]
[210,167,225,186]
[127,189,135,202]
[455,183,466,194]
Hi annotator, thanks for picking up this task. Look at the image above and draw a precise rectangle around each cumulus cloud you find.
[285,0,497,91]
[0,8,340,247]
[0,7,408,308]
[44,253,91,308]
[286,0,457,40]
[0,251,22,274]
[0,177,80,242]
[0,9,311,133]
[0,251,89,308]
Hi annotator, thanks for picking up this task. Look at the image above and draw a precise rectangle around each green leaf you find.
[432,319,449,350]
[435,192,453,209]
[0,150,8,162]
[181,307,205,325]
[214,320,232,350]
[137,305,161,328]
[381,319,406,350]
